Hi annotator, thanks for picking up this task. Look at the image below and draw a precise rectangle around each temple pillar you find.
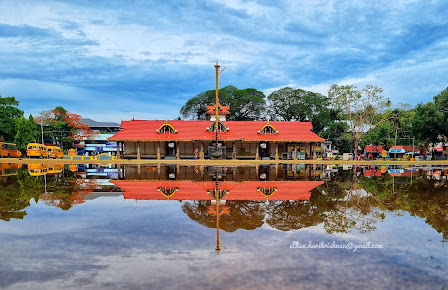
[255,142,259,160]
[137,164,141,179]
[157,141,161,160]
[137,142,141,160]
[116,141,120,159]
[232,141,236,160]
[117,164,121,179]
[176,141,180,160]
[200,142,204,159]
[275,142,279,160]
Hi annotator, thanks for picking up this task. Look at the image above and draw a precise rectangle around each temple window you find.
[258,122,278,134]
[206,120,229,132]
[158,187,178,198]
[207,189,229,199]
[257,187,278,198]
[156,123,178,134]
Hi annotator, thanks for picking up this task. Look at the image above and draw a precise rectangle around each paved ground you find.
[1,157,448,166]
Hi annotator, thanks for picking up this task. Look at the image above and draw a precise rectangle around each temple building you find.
[108,105,325,160]
[108,61,325,160]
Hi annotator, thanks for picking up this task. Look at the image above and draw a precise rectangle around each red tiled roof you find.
[206,104,230,115]
[363,169,383,176]
[111,180,323,201]
[108,120,325,142]
[389,145,420,153]
[388,170,417,177]
[364,146,383,153]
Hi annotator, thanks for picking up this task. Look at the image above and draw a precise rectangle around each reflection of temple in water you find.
[111,164,325,253]
[111,179,321,201]
[116,163,328,181]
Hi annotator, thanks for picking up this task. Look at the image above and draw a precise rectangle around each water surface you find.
[1,164,447,289]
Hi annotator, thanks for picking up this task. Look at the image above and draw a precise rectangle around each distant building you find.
[73,118,120,156]
[363,145,384,159]
[388,145,419,159]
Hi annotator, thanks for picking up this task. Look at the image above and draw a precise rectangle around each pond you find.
[1,163,447,289]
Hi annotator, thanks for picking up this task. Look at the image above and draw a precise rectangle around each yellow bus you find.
[0,142,22,158]
[48,163,63,175]
[28,163,49,176]
[0,163,22,177]
[47,146,63,159]
[26,143,49,158]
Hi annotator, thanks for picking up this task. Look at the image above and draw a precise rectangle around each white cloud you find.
[1,0,448,120]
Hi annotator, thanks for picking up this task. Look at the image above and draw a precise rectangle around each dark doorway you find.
[259,142,270,159]
[166,142,176,159]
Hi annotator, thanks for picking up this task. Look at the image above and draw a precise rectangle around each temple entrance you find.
[165,141,176,159]
[259,142,270,159]
[167,165,176,179]
[208,142,226,159]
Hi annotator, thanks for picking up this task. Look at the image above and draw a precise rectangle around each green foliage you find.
[35,106,94,149]
[182,200,265,232]
[0,94,24,142]
[362,105,416,149]
[0,167,43,221]
[409,87,448,144]
[267,87,344,137]
[180,85,266,120]
[14,115,39,152]
[328,84,392,154]
[362,122,395,148]
[433,86,448,137]
[412,102,443,144]
[267,87,302,121]
[265,200,323,231]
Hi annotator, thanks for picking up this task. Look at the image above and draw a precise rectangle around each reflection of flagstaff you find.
[214,171,222,253]
[216,179,220,253]
[209,170,229,254]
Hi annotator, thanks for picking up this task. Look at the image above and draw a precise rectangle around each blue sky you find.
[0,0,447,122]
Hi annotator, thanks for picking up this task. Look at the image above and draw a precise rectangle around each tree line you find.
[2,83,447,154]
[0,93,95,153]
[180,85,448,153]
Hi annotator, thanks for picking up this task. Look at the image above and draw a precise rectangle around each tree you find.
[267,88,336,126]
[328,84,393,155]
[267,87,302,121]
[362,105,415,149]
[35,106,97,149]
[14,115,39,152]
[182,200,265,232]
[412,102,443,145]
[180,85,266,120]
[265,200,323,231]
[433,86,448,137]
[361,122,395,148]
[0,94,23,142]
[409,87,448,145]
[267,87,346,149]
[0,167,43,221]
